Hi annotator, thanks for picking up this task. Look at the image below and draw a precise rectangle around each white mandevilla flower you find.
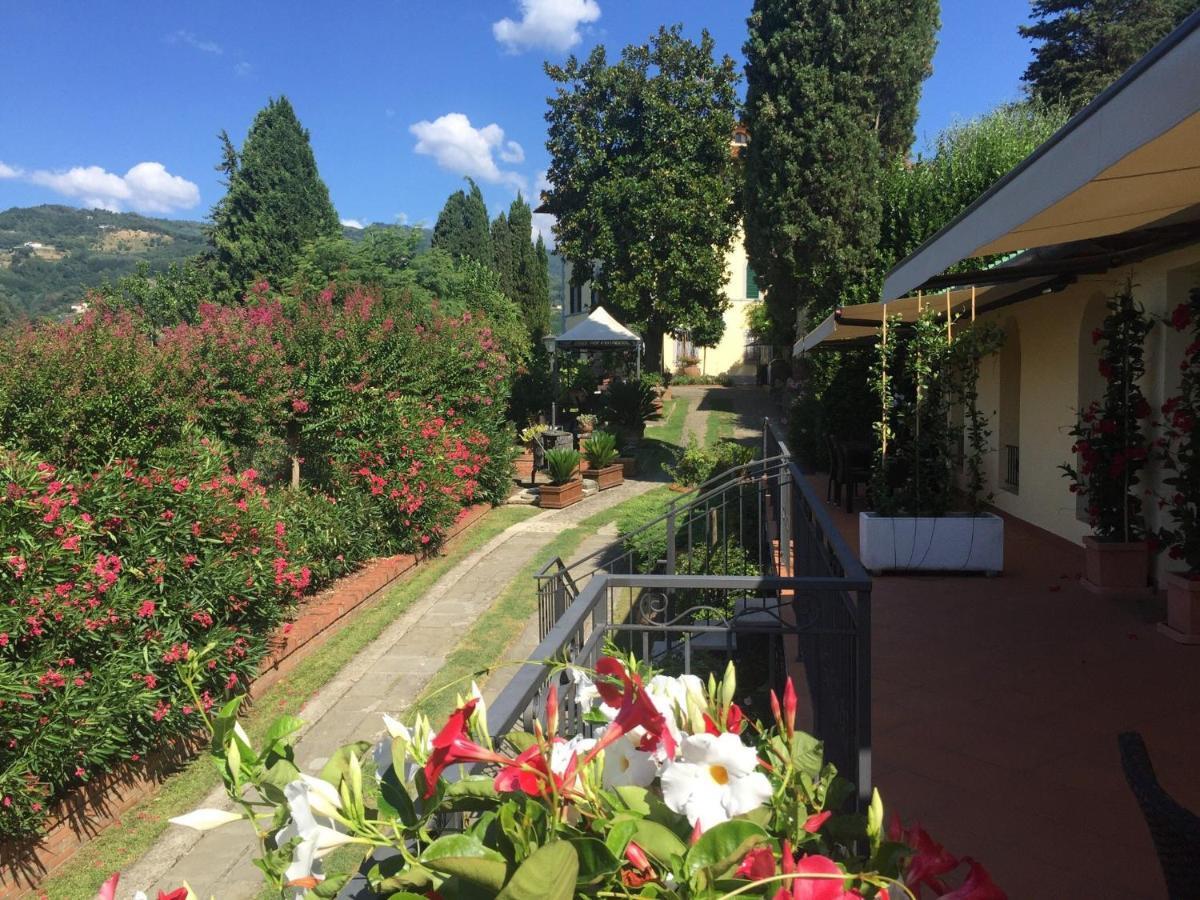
[550,734,596,778]
[374,713,432,785]
[660,732,773,832]
[566,665,601,709]
[600,732,658,788]
[168,807,244,831]
[274,777,357,894]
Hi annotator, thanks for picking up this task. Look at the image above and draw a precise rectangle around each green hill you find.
[0,204,565,323]
[0,205,208,319]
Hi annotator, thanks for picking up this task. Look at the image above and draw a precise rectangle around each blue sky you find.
[0,1,1037,237]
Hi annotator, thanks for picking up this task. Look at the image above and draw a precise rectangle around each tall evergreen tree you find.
[208,96,340,292]
[545,25,741,370]
[432,179,492,266]
[491,211,516,300]
[742,0,938,332]
[868,1,940,158]
[531,235,552,338]
[1021,0,1195,114]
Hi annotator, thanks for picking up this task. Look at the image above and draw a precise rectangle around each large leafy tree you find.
[544,25,741,369]
[209,97,341,292]
[1021,0,1195,114]
[742,1,937,333]
[432,179,492,266]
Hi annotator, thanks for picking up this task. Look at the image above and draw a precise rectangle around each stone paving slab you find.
[122,474,661,899]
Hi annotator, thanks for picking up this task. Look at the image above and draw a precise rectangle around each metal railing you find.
[341,419,873,898]
[528,419,872,800]
[1004,443,1020,492]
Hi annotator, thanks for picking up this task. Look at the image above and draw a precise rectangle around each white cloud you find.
[394,212,409,225]
[493,0,600,54]
[409,113,526,190]
[168,30,223,55]
[27,162,200,214]
[233,61,252,77]
[0,161,21,179]
[341,218,365,229]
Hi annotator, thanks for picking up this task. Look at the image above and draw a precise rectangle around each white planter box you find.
[859,512,1004,574]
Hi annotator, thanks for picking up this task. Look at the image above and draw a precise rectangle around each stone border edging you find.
[0,502,494,897]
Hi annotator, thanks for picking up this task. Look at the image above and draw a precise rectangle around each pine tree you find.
[208,96,341,292]
[432,179,492,266]
[1020,0,1195,114]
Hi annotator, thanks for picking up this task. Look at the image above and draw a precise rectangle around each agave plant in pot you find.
[581,430,623,490]
[539,447,583,509]
[1157,287,1200,642]
[1061,281,1155,598]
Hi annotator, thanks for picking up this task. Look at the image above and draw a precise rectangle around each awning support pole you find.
[971,285,977,322]
[945,289,953,342]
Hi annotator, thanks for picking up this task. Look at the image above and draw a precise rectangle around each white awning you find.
[552,306,642,349]
[882,10,1200,301]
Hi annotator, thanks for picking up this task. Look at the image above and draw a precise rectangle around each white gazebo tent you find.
[544,306,643,425]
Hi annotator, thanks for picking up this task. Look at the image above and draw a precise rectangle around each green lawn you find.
[37,505,539,900]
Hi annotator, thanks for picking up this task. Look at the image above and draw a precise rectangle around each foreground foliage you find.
[175,656,1004,898]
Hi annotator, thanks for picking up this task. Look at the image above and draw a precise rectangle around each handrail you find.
[765,417,871,585]
[534,453,792,581]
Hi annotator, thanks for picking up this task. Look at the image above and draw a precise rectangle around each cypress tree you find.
[531,235,552,338]
[742,0,939,331]
[1020,0,1195,114]
[432,179,492,266]
[209,96,340,291]
[491,211,516,300]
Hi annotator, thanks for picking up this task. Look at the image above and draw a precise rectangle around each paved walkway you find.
[122,476,660,898]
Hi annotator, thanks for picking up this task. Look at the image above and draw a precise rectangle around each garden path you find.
[121,477,659,899]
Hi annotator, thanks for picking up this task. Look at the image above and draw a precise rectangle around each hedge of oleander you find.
[0,283,517,835]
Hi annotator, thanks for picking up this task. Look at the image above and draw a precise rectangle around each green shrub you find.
[666,437,716,487]
[581,431,619,469]
[544,447,580,485]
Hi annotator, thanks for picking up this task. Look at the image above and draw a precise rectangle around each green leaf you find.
[263,714,304,751]
[443,775,500,808]
[422,833,506,864]
[570,836,619,885]
[502,731,538,753]
[321,740,372,786]
[629,819,688,867]
[497,841,579,900]
[604,818,638,861]
[378,767,417,826]
[790,731,825,779]
[686,819,769,878]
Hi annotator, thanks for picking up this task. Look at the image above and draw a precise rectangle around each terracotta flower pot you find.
[1081,536,1152,599]
[616,456,638,477]
[538,478,582,509]
[516,448,536,483]
[590,463,623,491]
[1159,572,1200,644]
[682,364,701,377]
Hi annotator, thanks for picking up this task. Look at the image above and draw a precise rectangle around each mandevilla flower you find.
[660,731,773,832]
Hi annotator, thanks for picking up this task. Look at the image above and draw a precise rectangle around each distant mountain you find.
[0,205,208,319]
[0,204,566,323]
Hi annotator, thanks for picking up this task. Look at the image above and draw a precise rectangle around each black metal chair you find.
[1118,731,1200,899]
[838,440,872,513]
[825,434,842,504]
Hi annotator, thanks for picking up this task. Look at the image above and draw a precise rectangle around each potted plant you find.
[1157,287,1200,642]
[860,312,1007,574]
[518,423,548,484]
[678,352,701,377]
[603,378,658,448]
[1061,281,1155,598]
[581,430,623,490]
[538,447,583,508]
[576,412,597,437]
